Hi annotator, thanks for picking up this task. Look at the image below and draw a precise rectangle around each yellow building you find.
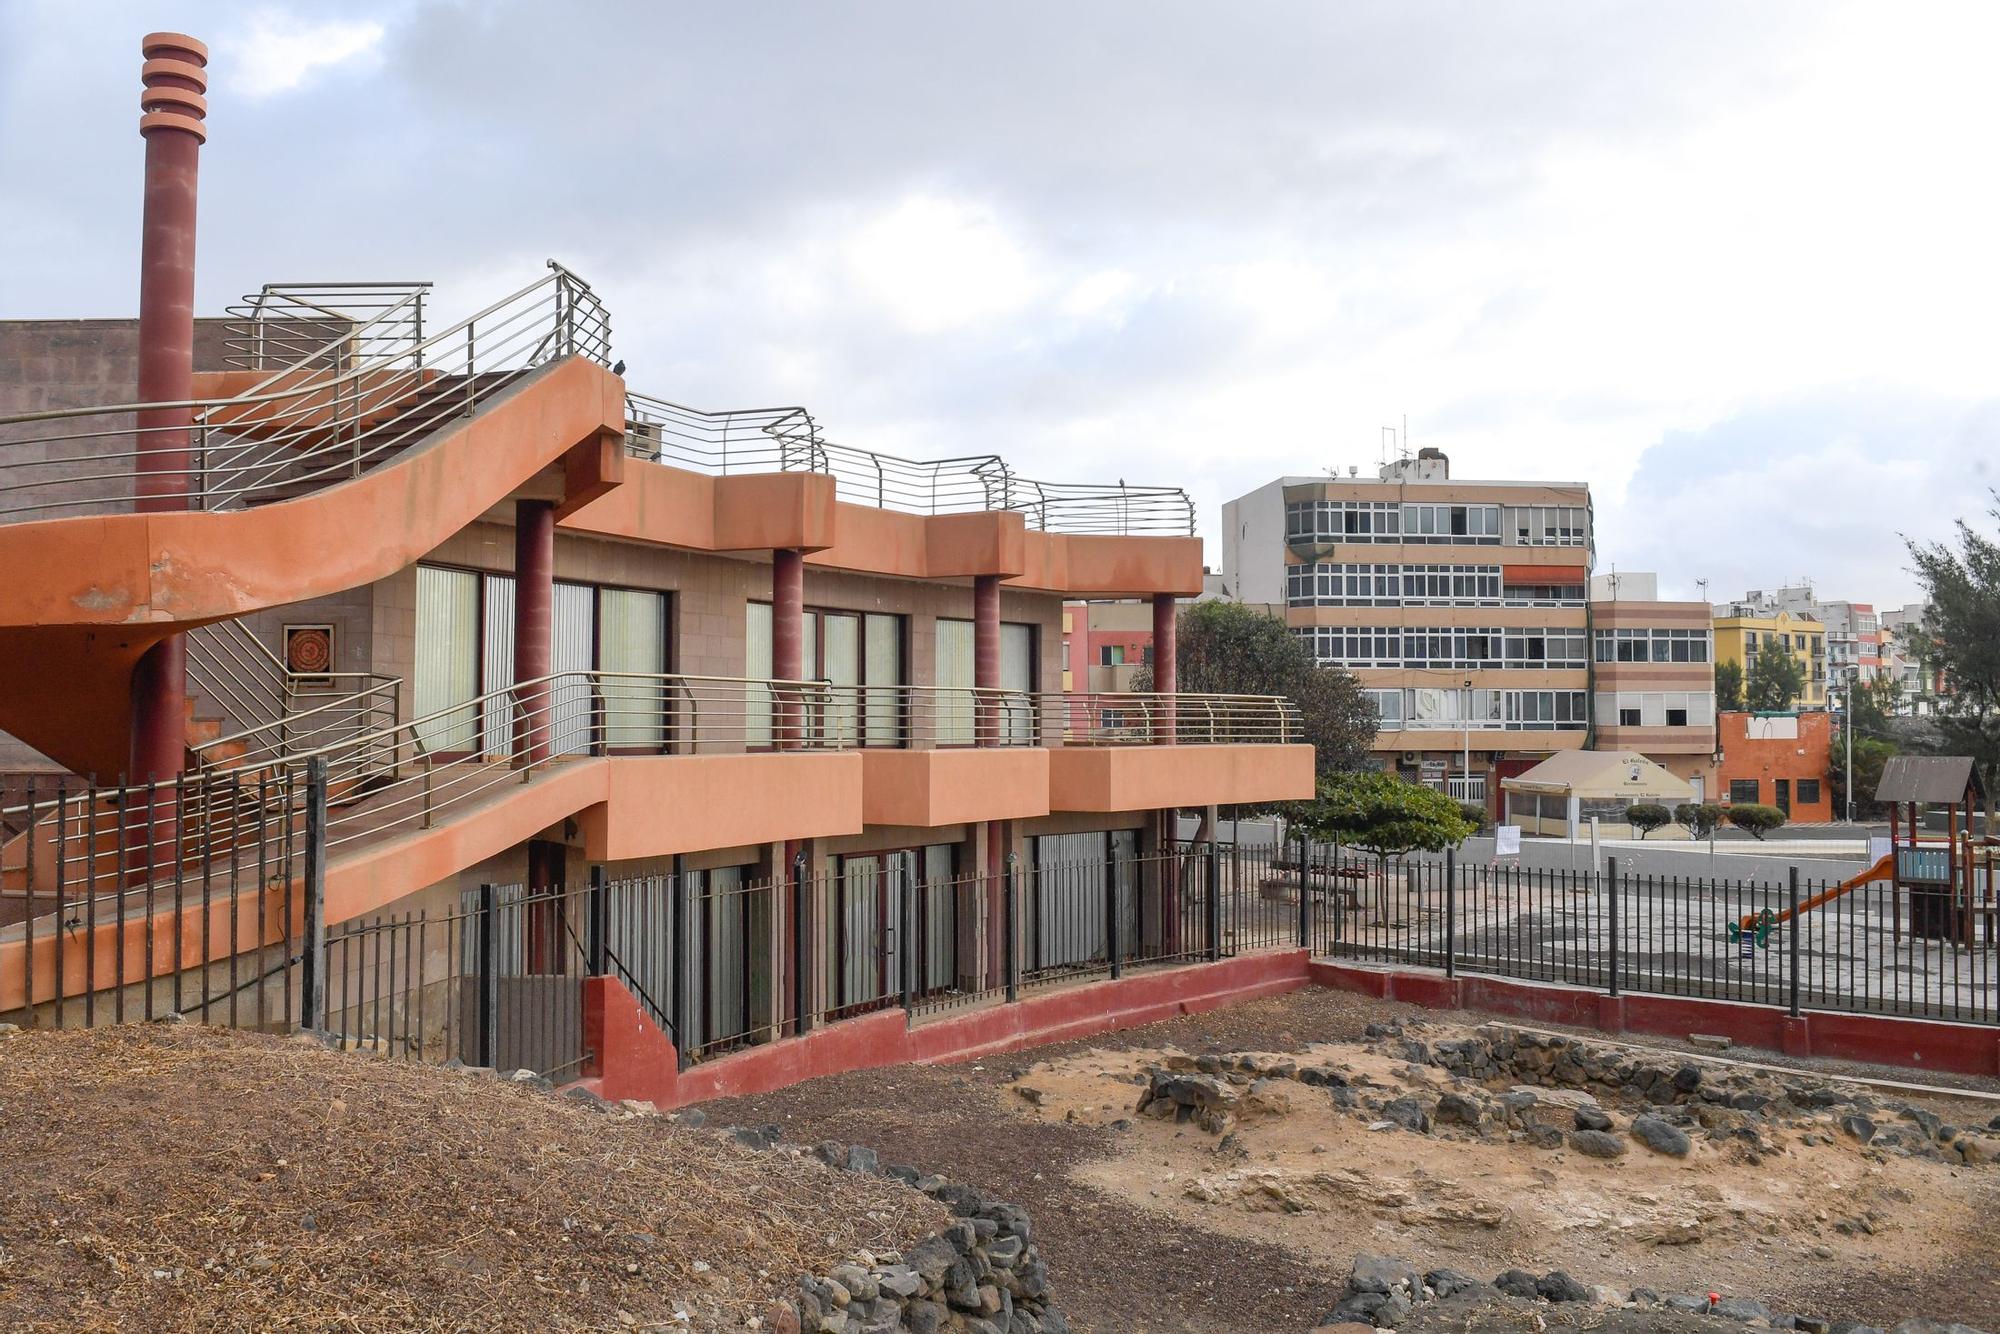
[1712,607,1827,709]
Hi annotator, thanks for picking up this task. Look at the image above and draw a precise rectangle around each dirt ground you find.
[708,989,2000,1333]
[0,1023,942,1331]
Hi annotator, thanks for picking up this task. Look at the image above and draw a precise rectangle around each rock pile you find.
[1137,1022,2000,1169]
[781,1138,1067,1334]
[1314,1253,1992,1333]
[1133,1052,1299,1134]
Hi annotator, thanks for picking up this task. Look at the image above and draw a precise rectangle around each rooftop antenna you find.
[1696,577,1709,604]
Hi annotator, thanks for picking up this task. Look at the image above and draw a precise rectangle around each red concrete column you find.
[514,500,555,763]
[127,33,208,789]
[772,550,804,748]
[1152,592,1177,744]
[973,574,1000,746]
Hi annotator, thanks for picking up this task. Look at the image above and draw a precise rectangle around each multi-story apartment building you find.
[0,35,1311,1078]
[1712,604,1828,710]
[1222,450,1592,809]
[1879,602,1946,713]
[1728,585,1879,684]
[1587,572,1718,802]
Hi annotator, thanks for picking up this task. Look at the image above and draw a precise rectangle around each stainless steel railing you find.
[0,678,1298,903]
[0,261,611,521]
[185,620,402,782]
[224,282,431,372]
[625,392,1197,536]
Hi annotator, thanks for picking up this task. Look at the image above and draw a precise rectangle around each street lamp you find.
[1843,667,1855,823]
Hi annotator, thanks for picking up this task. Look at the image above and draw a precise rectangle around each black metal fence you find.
[1291,844,2000,1027]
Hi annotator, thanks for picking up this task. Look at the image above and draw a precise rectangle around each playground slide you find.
[1736,852,1894,935]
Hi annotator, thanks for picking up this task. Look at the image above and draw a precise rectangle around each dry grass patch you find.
[0,1024,944,1331]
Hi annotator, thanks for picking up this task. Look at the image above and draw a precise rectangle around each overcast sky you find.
[5,1,1996,606]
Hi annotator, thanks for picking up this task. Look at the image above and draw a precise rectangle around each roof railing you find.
[625,391,1195,536]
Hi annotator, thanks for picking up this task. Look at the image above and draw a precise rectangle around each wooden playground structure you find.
[1739,756,1995,948]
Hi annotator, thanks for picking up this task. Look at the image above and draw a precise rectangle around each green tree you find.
[1136,601,1377,778]
[1715,659,1745,712]
[1294,769,1478,870]
[1746,648,1806,711]
[1625,803,1672,839]
[1674,802,1725,839]
[1726,803,1786,839]
[1907,497,2000,829]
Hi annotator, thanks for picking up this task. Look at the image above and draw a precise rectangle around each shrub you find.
[1458,801,1491,834]
[1625,803,1672,839]
[1726,803,1787,840]
[1674,802,1726,839]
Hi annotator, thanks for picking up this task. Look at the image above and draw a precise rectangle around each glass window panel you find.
[746,601,773,747]
[864,613,904,747]
[599,588,665,749]
[934,618,975,745]
[820,612,860,746]
[414,566,480,753]
[479,573,516,757]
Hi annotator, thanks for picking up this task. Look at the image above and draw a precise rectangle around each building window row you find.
[1285,562,1586,610]
[1285,499,1589,549]
[1295,625,1587,669]
[1593,627,1712,663]
[1504,505,1589,547]
[1362,687,1588,731]
[1593,690,1715,729]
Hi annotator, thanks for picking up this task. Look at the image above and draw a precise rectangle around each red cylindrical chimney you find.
[128,32,207,787]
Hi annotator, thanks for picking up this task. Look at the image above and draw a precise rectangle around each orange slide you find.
[1737,852,1894,932]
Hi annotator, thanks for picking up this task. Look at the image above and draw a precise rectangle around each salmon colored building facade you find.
[0,34,1311,1075]
[1715,710,1834,823]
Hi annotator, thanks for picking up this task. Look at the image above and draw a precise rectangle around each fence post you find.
[1003,852,1020,1003]
[792,850,811,1037]
[1444,847,1457,979]
[1296,829,1311,951]
[1606,855,1620,997]
[1106,847,1123,981]
[1787,866,1802,1019]
[901,851,919,1011]
[300,758,329,1033]
[671,856,690,1070]
[587,865,608,975]
[1205,842,1222,962]
[475,882,496,1070]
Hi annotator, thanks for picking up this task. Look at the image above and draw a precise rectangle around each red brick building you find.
[1716,710,1833,823]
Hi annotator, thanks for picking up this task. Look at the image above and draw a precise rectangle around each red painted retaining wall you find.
[580,950,1314,1110]
[1310,961,2000,1078]
[576,953,2000,1111]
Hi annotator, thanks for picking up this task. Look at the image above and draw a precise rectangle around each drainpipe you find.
[127,32,208,786]
[514,500,555,764]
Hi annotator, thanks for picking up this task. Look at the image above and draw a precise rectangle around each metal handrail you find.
[625,391,1196,536]
[0,681,1297,896]
[224,282,431,374]
[0,261,611,520]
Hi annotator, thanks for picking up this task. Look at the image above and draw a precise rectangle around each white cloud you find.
[842,195,1039,335]
[223,10,386,98]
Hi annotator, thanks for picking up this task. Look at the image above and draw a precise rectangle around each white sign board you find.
[1495,825,1522,857]
[1868,836,1892,864]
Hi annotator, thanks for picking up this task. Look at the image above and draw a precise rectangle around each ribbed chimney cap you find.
[142,32,209,64]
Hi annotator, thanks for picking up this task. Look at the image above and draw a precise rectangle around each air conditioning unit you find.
[1403,751,1422,764]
